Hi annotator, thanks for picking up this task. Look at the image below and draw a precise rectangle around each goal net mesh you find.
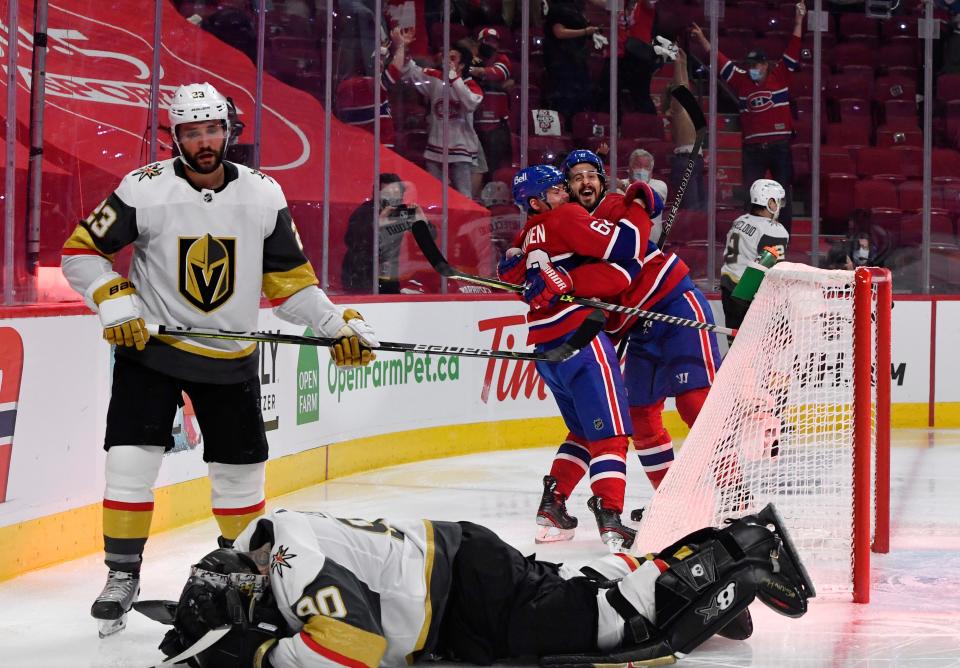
[634,263,878,595]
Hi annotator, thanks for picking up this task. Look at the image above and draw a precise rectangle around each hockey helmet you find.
[562,149,606,181]
[168,83,231,170]
[481,180,512,208]
[512,164,565,208]
[749,179,786,217]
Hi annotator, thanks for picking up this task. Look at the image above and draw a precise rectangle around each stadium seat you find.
[827,122,870,149]
[572,112,611,142]
[822,174,858,223]
[937,73,960,103]
[855,147,902,179]
[836,97,871,124]
[876,126,922,148]
[831,43,875,69]
[792,143,811,183]
[881,16,917,42]
[941,182,960,215]
[893,146,924,180]
[946,100,960,147]
[821,151,857,177]
[898,181,945,211]
[873,75,917,103]
[826,73,873,103]
[882,99,918,127]
[621,113,665,140]
[932,148,960,183]
[854,179,899,211]
[839,13,879,40]
[870,209,904,247]
[875,41,917,71]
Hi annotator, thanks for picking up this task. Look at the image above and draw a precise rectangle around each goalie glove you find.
[653,36,678,62]
[317,308,379,368]
[88,273,150,351]
[497,248,526,285]
[624,180,665,219]
[523,250,573,311]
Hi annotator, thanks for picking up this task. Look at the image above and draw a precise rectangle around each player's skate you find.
[535,476,577,543]
[588,495,636,553]
[91,569,140,638]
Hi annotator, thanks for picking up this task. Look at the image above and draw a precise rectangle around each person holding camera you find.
[341,173,430,294]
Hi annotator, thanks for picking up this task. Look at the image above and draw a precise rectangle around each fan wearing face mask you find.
[720,178,791,338]
[690,1,806,232]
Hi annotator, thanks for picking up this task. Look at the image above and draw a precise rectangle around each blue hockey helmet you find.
[562,149,606,180]
[512,164,566,208]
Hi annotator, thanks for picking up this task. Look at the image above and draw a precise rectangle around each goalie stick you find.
[147,311,604,364]
[656,84,707,250]
[410,221,736,338]
[146,626,231,667]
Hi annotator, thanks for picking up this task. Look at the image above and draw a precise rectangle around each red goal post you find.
[634,264,891,603]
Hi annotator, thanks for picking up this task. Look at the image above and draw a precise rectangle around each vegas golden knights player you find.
[62,82,378,638]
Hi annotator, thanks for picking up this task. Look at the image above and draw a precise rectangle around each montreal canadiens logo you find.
[748,91,774,111]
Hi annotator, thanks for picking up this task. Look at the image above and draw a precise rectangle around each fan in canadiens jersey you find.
[560,149,722,503]
[61,83,379,639]
[498,164,652,551]
[721,178,790,336]
[157,504,815,667]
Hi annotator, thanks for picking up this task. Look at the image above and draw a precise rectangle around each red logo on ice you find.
[478,315,548,403]
[0,327,24,503]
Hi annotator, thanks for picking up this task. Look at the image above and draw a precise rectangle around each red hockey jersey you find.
[718,35,801,144]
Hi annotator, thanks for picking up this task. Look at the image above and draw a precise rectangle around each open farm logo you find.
[477,315,548,404]
[326,351,460,403]
[296,328,321,425]
[0,328,24,503]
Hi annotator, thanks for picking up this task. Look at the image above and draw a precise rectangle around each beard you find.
[573,183,602,211]
[181,141,225,174]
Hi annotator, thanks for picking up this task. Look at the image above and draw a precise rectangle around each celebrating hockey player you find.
[157,504,815,667]
[502,164,651,550]
[61,82,379,638]
[560,150,722,500]
[721,178,791,336]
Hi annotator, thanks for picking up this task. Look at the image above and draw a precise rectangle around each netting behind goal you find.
[634,263,891,601]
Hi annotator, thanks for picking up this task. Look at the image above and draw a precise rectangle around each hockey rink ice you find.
[1,428,959,668]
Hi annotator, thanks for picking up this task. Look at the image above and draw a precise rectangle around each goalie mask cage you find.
[634,264,891,603]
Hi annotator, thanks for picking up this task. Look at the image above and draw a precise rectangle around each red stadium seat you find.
[820,151,857,176]
[937,73,960,103]
[883,99,918,126]
[572,112,611,142]
[826,73,874,103]
[822,174,858,223]
[792,143,811,183]
[894,146,924,180]
[855,147,902,179]
[831,43,875,69]
[827,122,870,149]
[898,181,945,211]
[876,126,922,148]
[854,179,899,211]
[621,112,665,140]
[873,75,917,102]
[882,16,917,42]
[932,148,960,183]
[876,42,917,71]
[836,97,871,124]
[839,13,880,40]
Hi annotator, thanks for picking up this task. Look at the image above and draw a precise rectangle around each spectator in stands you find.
[335,72,397,149]
[203,4,257,60]
[823,241,854,270]
[622,0,659,114]
[690,1,806,232]
[543,0,600,125]
[848,231,878,267]
[341,174,431,293]
[470,28,514,186]
[622,148,669,241]
[389,28,484,197]
[663,48,705,211]
[338,0,390,78]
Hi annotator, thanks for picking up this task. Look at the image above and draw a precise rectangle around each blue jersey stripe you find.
[0,409,15,439]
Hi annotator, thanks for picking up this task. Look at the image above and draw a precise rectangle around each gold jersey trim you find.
[262,262,319,301]
[62,225,113,260]
[302,615,387,668]
[407,520,437,664]
[154,335,257,359]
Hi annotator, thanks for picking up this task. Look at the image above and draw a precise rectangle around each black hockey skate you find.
[91,569,140,638]
[588,496,636,553]
[536,476,578,543]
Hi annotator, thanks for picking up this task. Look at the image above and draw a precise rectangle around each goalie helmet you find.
[512,164,565,208]
[168,83,231,170]
[749,179,786,218]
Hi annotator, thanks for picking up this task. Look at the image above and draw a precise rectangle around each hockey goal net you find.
[634,263,891,602]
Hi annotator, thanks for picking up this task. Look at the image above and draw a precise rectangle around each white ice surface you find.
[1,428,958,667]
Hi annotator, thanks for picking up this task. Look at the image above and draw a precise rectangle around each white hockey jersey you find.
[233,509,462,667]
[720,213,790,292]
[62,159,334,383]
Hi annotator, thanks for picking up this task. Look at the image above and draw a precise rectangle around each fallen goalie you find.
[143,503,814,667]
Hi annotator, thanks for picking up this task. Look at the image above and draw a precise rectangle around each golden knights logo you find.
[134,163,164,181]
[178,234,236,312]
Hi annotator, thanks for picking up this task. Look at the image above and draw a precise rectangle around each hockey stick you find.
[410,221,737,338]
[147,626,232,667]
[656,84,707,250]
[147,311,604,364]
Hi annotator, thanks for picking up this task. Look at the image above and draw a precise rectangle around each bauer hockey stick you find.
[656,84,707,250]
[411,221,737,338]
[147,311,604,364]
